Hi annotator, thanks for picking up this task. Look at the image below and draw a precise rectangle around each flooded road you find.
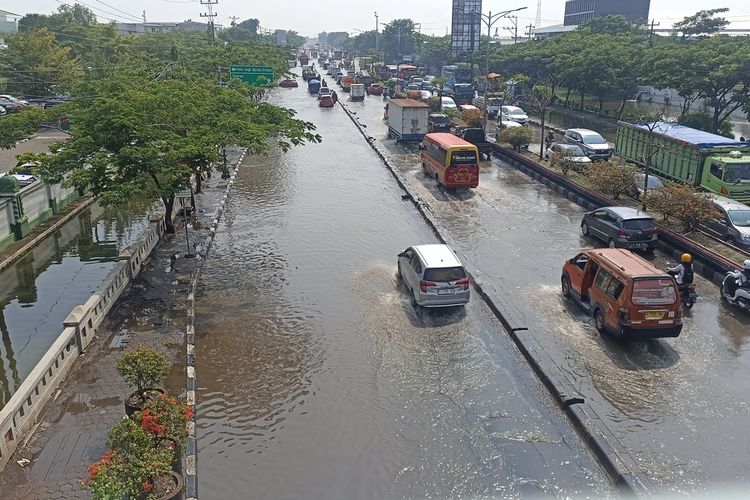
[195,80,613,498]
[350,92,750,494]
[0,198,154,405]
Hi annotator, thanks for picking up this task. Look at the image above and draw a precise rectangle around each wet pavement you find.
[0,164,236,499]
[0,198,156,406]
[0,129,69,174]
[195,78,613,498]
[350,91,750,494]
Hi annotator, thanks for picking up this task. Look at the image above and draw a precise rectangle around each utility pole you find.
[375,11,379,51]
[525,23,535,40]
[647,19,660,46]
[142,10,146,23]
[505,15,519,44]
[200,0,218,43]
[229,15,239,27]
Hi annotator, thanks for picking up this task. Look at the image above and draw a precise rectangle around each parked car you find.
[547,143,592,169]
[397,244,470,308]
[0,94,28,106]
[633,173,664,200]
[0,106,6,117]
[561,248,683,339]
[441,96,457,111]
[564,128,613,161]
[428,113,451,133]
[499,105,528,124]
[0,95,25,113]
[705,195,750,248]
[581,206,658,251]
[43,95,72,109]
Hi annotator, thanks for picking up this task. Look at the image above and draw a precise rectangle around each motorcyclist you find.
[731,259,750,300]
[668,253,694,287]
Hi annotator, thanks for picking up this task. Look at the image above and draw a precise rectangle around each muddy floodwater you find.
[195,84,612,498]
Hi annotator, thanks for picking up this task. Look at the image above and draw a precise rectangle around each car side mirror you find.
[418,144,425,150]
[397,252,406,257]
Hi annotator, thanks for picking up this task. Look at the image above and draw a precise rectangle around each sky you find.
[6,0,750,36]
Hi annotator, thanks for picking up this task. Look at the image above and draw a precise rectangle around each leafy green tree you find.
[286,31,306,49]
[0,108,47,149]
[578,15,641,35]
[672,8,730,39]
[326,32,350,49]
[678,111,734,138]
[347,31,377,54]
[237,18,259,34]
[381,19,417,63]
[417,35,451,72]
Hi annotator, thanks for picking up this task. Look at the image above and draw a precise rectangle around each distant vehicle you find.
[298,54,309,65]
[581,206,657,251]
[279,78,299,88]
[474,96,502,117]
[459,128,493,160]
[421,132,480,189]
[705,195,750,249]
[616,121,750,202]
[0,95,28,106]
[43,95,72,109]
[564,128,613,161]
[368,83,384,96]
[350,83,365,102]
[0,106,6,117]
[632,173,664,200]
[449,83,475,105]
[459,104,481,114]
[318,87,332,99]
[387,98,429,142]
[499,105,528,124]
[441,96,457,111]
[548,143,592,169]
[397,244,470,308]
[428,113,451,133]
[398,64,418,81]
[307,79,321,94]
[0,95,25,113]
[340,76,355,92]
[419,90,432,100]
[561,248,683,339]
[319,94,335,108]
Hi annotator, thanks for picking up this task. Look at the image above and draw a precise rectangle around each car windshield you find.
[560,145,584,156]
[510,109,526,116]
[424,266,467,282]
[622,219,654,230]
[728,209,750,227]
[632,279,677,305]
[581,133,606,144]
[725,163,750,183]
[646,176,663,189]
[431,116,450,124]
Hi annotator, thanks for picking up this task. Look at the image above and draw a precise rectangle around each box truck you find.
[387,99,429,143]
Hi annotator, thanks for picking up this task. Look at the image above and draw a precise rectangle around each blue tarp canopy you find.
[633,122,745,149]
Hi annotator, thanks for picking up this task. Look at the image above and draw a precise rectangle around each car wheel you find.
[608,239,617,249]
[581,222,590,236]
[594,309,606,333]
[561,275,571,298]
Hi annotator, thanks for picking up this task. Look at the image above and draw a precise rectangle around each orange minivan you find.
[561,248,683,339]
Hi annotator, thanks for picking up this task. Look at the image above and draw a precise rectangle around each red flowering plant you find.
[84,418,173,499]
[141,393,192,450]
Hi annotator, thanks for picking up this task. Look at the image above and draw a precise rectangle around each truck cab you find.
[701,151,750,202]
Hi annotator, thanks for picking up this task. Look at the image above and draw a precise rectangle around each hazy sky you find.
[7,1,750,36]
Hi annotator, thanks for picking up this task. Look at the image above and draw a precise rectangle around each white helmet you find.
[745,260,750,270]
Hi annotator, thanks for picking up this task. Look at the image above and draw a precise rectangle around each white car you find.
[420,90,432,100]
[441,97,457,110]
[499,105,528,124]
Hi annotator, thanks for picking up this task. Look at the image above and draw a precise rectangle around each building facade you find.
[0,9,19,44]
[451,0,482,57]
[116,20,219,36]
[563,0,650,26]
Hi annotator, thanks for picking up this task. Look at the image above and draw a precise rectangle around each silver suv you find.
[563,128,613,161]
[705,195,750,249]
[397,244,470,308]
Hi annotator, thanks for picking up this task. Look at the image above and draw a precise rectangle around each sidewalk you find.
[0,152,240,499]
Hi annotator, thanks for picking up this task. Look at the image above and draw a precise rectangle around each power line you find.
[199,0,218,42]
[93,0,142,22]
[55,0,141,23]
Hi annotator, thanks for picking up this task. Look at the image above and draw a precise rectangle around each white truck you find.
[350,83,365,102]
[387,98,429,143]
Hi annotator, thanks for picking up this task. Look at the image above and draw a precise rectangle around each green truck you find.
[616,121,750,202]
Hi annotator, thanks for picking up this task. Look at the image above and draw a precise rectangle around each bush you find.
[116,347,169,396]
[461,108,485,128]
[549,150,575,175]
[498,126,532,151]
[443,108,458,120]
[141,393,192,447]
[426,96,441,113]
[584,163,638,199]
[643,183,721,231]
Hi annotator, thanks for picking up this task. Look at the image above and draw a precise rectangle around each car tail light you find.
[420,281,437,293]
[618,230,627,238]
[618,308,630,321]
[456,278,469,291]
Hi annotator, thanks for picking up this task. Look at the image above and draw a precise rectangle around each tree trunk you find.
[163,195,176,234]
[597,96,604,114]
[565,88,572,107]
[195,169,203,194]
[616,98,627,120]
[539,111,546,161]
[579,90,585,110]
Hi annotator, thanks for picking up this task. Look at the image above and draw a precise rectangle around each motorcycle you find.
[721,271,750,312]
[667,269,697,309]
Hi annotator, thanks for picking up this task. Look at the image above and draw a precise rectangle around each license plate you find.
[631,243,646,249]
[645,311,664,320]
[438,288,455,295]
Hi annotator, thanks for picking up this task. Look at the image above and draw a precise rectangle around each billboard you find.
[451,0,482,57]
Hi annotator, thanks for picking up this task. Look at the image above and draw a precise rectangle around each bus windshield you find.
[725,163,750,183]
[450,150,478,166]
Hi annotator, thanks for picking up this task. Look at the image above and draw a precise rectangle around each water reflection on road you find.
[195,83,612,498]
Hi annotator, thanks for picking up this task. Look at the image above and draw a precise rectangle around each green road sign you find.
[230,65,275,87]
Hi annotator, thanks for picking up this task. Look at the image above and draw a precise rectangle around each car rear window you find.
[622,219,654,230]
[431,116,450,124]
[424,267,466,282]
[631,279,677,305]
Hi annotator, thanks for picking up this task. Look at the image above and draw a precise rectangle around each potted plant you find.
[140,393,193,473]
[116,347,170,416]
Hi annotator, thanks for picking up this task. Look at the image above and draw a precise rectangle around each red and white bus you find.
[421,133,480,189]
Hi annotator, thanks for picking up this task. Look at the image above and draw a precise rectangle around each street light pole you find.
[375,12,379,51]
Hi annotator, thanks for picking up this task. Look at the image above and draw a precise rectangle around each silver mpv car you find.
[397,244,470,307]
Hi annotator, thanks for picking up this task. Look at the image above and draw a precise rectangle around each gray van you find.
[706,195,750,249]
[397,244,470,308]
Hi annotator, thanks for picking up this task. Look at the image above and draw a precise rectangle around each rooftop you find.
[414,244,462,268]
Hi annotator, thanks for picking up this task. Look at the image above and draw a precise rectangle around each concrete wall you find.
[0,199,13,251]
[0,214,166,472]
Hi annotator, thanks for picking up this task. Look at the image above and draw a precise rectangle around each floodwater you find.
[0,198,155,406]
[195,79,613,498]
[349,92,750,494]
